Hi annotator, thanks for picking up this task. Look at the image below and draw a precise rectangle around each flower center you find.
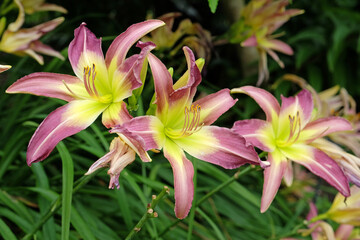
[276,111,302,148]
[63,64,112,103]
[165,104,203,139]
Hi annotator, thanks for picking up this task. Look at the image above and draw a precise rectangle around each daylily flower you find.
[6,20,165,166]
[85,137,151,189]
[228,0,303,85]
[112,48,268,219]
[0,17,65,65]
[319,185,360,226]
[231,86,351,212]
[280,74,360,186]
[0,64,11,73]
[300,202,355,240]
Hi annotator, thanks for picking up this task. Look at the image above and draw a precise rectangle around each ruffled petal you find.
[261,149,288,213]
[281,145,350,197]
[174,126,268,169]
[232,119,274,152]
[105,20,165,76]
[27,100,108,165]
[6,72,83,102]
[163,139,194,219]
[231,86,280,122]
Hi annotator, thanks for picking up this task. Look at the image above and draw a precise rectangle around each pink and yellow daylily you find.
[231,86,351,212]
[112,48,268,219]
[6,20,165,166]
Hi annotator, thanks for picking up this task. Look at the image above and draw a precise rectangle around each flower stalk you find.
[125,186,170,240]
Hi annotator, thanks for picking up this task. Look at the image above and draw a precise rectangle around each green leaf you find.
[56,142,74,240]
[0,218,17,240]
[208,0,219,13]
[70,207,97,240]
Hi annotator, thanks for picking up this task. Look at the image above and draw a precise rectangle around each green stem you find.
[125,186,170,240]
[21,172,100,240]
[156,166,253,238]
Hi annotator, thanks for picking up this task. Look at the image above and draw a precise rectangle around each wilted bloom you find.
[112,48,268,219]
[6,20,164,165]
[142,12,212,64]
[0,17,65,65]
[0,65,11,73]
[232,86,351,212]
[86,137,151,189]
[228,0,303,85]
[300,202,355,240]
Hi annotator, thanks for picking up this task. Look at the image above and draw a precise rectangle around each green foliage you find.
[208,0,219,13]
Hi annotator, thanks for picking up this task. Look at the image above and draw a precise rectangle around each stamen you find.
[83,64,100,99]
[165,104,203,139]
[62,80,79,98]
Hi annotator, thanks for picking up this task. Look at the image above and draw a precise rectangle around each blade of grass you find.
[56,142,74,240]
[32,163,57,240]
[0,218,17,240]
[70,206,96,240]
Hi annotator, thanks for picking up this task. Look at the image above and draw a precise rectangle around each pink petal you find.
[335,224,354,240]
[148,52,173,119]
[193,89,237,126]
[232,119,273,152]
[68,23,106,80]
[171,47,202,103]
[301,117,352,142]
[231,86,280,122]
[280,89,313,126]
[265,39,293,55]
[163,139,194,219]
[174,126,268,169]
[27,100,108,165]
[111,41,156,102]
[111,116,165,150]
[105,20,165,73]
[261,151,288,213]
[242,35,258,47]
[284,146,350,197]
[6,72,82,102]
[31,40,64,60]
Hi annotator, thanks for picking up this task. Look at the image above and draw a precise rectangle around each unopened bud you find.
[147,208,154,214]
